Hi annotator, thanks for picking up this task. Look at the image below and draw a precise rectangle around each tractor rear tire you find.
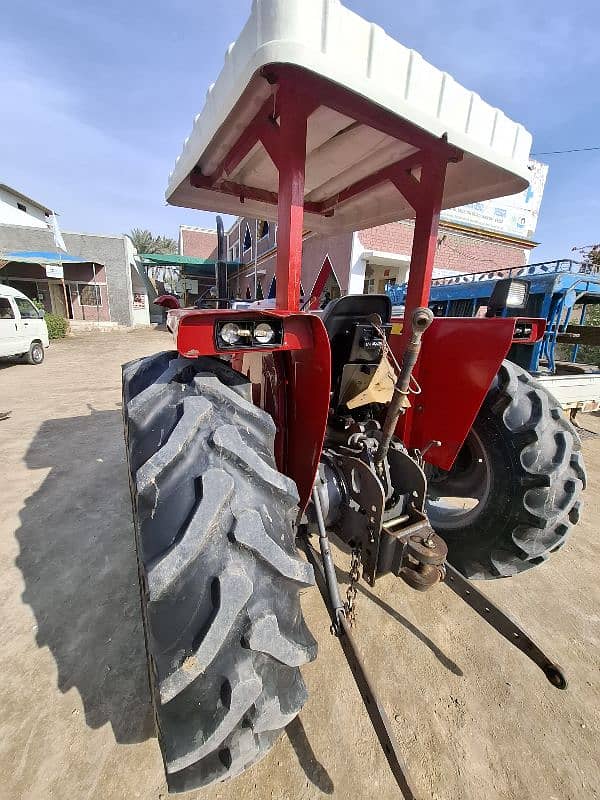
[427,360,586,579]
[122,351,316,792]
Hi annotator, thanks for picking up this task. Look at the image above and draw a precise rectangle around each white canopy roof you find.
[166,0,532,234]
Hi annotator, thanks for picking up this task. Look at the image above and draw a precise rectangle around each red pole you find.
[275,87,308,311]
[401,153,448,330]
[398,152,448,445]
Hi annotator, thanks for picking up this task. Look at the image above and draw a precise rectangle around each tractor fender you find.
[169,308,331,511]
[390,316,545,471]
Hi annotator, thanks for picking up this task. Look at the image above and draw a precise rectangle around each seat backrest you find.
[320,294,392,340]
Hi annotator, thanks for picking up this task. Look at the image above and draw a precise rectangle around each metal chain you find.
[345,546,363,627]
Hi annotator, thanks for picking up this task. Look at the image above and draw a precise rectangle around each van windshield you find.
[14,297,39,319]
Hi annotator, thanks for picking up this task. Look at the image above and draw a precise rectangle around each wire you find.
[531,146,600,155]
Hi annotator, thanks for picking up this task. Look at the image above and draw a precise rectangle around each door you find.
[49,281,68,317]
[0,297,26,357]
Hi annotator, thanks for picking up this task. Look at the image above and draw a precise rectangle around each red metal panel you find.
[170,307,310,357]
[390,317,523,470]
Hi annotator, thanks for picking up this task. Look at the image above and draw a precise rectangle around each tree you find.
[572,244,600,272]
[562,244,600,367]
[127,228,177,254]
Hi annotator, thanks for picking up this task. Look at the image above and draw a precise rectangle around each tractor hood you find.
[166,0,532,235]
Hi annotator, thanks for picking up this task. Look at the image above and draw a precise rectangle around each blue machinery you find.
[386,260,600,375]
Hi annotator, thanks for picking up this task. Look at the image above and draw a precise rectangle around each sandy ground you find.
[0,328,598,800]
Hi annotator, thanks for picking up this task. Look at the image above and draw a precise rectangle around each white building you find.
[0,184,53,228]
[0,183,152,326]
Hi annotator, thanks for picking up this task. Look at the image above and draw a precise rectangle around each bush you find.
[45,314,69,339]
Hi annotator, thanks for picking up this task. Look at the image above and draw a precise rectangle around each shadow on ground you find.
[329,543,463,676]
[286,717,334,794]
[15,407,153,744]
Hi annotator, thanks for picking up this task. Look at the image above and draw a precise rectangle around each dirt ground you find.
[0,328,599,800]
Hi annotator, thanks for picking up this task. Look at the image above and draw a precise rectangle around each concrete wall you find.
[0,223,137,326]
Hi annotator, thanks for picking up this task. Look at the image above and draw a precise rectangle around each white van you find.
[0,285,50,365]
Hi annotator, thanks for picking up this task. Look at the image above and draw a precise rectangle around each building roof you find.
[166,0,531,234]
[179,226,217,259]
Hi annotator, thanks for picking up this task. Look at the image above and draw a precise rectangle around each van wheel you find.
[26,341,45,365]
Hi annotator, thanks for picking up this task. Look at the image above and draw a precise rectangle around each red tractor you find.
[122,1,585,794]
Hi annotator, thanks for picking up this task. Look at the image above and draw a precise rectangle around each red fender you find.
[390,316,546,470]
[169,308,331,511]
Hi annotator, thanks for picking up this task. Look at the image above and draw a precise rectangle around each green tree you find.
[127,228,177,254]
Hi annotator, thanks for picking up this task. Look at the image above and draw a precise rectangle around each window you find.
[258,220,269,239]
[229,244,239,262]
[17,202,27,212]
[429,300,448,317]
[14,297,39,319]
[449,298,475,317]
[0,298,15,319]
[78,284,102,306]
[243,224,252,252]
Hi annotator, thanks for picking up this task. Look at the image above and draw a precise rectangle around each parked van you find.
[0,285,49,365]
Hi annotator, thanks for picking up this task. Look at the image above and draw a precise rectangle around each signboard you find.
[441,160,548,240]
[45,264,64,279]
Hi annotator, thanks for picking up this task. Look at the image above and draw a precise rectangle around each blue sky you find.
[2,0,599,262]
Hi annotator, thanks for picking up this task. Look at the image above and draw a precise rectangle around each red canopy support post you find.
[402,152,448,330]
[276,87,309,311]
[396,151,449,447]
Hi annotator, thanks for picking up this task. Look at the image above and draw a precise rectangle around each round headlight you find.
[254,322,275,344]
[220,322,241,344]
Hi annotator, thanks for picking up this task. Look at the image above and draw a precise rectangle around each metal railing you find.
[429,259,593,287]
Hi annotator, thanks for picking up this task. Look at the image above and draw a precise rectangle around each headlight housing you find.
[486,278,530,316]
[254,322,275,344]
[215,318,283,349]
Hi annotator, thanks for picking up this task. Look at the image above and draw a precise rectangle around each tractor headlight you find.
[215,318,283,349]
[220,322,242,344]
[486,278,530,316]
[254,322,275,344]
[505,280,529,307]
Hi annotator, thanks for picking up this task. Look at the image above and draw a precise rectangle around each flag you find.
[48,212,67,253]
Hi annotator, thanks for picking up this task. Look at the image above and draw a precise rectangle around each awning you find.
[1,250,91,264]
[140,253,243,278]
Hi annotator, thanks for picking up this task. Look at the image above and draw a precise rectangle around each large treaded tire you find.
[428,360,586,579]
[122,351,316,792]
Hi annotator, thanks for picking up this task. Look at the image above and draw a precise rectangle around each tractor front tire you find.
[122,351,316,792]
[427,360,586,579]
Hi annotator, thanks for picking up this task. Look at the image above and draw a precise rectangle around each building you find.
[179,225,218,259]
[0,184,151,327]
[180,161,547,307]
[0,183,53,229]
